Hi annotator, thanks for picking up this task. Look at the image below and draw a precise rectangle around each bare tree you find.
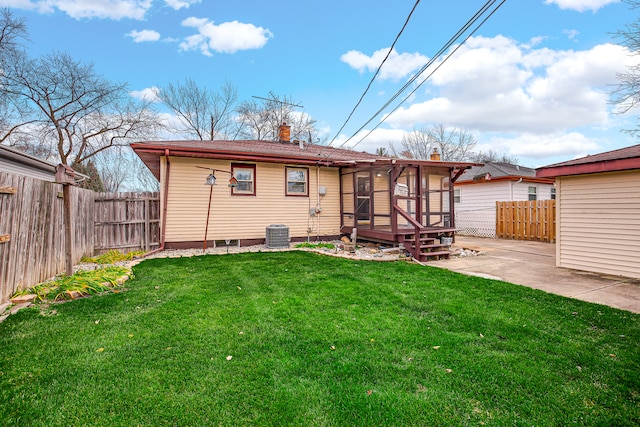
[611,0,640,134]
[155,78,238,140]
[2,51,162,167]
[0,8,32,143]
[467,149,519,164]
[375,147,390,156]
[0,8,26,56]
[236,92,319,142]
[390,124,478,161]
[235,98,273,140]
[94,147,159,192]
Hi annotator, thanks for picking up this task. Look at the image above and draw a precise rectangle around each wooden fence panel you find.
[496,200,556,242]
[0,172,94,301]
[0,172,160,301]
[94,192,160,254]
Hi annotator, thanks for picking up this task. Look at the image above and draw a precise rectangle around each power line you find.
[340,0,499,147]
[339,0,506,149]
[327,0,421,146]
[350,0,507,149]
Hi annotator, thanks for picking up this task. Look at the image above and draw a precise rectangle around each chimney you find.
[278,122,291,143]
[430,148,441,161]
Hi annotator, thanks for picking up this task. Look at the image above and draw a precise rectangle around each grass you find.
[0,251,639,426]
[294,241,336,250]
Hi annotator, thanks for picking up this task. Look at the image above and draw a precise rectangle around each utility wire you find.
[350,0,507,149]
[339,0,498,147]
[327,0,422,147]
[339,0,506,149]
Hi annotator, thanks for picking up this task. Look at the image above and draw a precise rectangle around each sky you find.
[1,0,639,168]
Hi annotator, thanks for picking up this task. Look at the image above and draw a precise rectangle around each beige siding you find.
[557,170,640,279]
[164,157,341,243]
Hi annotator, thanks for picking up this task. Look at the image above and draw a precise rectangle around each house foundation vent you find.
[266,224,289,248]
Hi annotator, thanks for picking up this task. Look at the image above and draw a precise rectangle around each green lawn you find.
[1,251,639,426]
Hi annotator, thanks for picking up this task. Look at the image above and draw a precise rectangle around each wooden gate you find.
[496,200,556,242]
[94,192,160,254]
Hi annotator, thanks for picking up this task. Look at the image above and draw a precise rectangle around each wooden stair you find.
[399,229,454,262]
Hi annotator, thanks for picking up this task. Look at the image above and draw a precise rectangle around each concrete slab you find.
[428,236,640,314]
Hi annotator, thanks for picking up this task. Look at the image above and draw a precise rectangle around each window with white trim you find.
[454,188,461,203]
[528,186,537,201]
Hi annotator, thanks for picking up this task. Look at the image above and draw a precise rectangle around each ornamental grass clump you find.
[12,266,131,301]
[81,249,145,264]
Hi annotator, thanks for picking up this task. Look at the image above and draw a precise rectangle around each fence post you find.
[144,194,150,251]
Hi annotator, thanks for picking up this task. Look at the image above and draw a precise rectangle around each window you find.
[528,186,537,201]
[454,188,461,203]
[231,164,255,195]
[550,187,556,200]
[286,167,308,196]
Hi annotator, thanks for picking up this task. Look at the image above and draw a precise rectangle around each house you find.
[454,162,555,237]
[537,144,640,279]
[131,127,477,261]
[0,144,58,182]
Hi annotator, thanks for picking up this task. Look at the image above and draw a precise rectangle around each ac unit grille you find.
[266,224,289,248]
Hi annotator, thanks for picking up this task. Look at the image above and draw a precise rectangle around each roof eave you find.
[537,157,640,177]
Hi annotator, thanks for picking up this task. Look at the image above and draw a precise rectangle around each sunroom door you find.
[356,174,371,224]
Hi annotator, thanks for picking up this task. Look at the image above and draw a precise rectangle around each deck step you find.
[418,244,449,250]
[418,251,451,261]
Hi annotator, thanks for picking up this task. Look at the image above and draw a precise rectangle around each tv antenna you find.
[252,94,303,109]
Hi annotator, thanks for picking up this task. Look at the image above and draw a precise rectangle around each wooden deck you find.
[341,225,456,261]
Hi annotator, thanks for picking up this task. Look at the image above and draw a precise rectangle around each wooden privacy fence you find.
[496,200,556,243]
[0,172,94,302]
[0,171,161,302]
[94,192,160,254]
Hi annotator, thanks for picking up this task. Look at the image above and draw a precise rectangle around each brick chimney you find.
[430,148,441,161]
[278,122,291,143]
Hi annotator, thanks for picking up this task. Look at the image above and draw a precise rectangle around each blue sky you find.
[2,0,638,167]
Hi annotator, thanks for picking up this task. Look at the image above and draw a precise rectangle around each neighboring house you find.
[131,127,477,261]
[0,145,57,182]
[537,144,640,279]
[454,162,555,237]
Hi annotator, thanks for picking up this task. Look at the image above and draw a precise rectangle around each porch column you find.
[416,165,424,227]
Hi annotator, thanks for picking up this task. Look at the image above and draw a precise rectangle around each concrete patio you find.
[428,236,640,314]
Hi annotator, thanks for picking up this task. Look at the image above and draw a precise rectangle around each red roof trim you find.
[456,175,554,186]
[537,157,640,178]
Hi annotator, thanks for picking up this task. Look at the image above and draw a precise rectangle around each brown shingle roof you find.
[131,139,385,179]
[537,144,640,177]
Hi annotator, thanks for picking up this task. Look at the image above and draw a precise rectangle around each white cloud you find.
[1,0,154,20]
[127,29,161,42]
[386,37,635,135]
[340,48,428,81]
[179,17,272,55]
[165,0,200,10]
[544,0,620,13]
[483,132,601,162]
[563,29,579,40]
[129,86,160,102]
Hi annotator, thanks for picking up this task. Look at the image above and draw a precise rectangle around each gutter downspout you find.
[316,165,321,240]
[511,177,523,200]
[144,149,170,257]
